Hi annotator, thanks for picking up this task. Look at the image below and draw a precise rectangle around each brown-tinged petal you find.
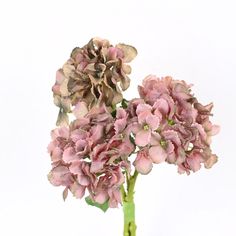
[56,110,69,126]
[59,78,70,96]
[116,43,137,63]
[204,154,218,169]
[62,63,75,78]
[70,182,86,199]
[120,75,130,90]
[112,90,123,105]
[63,187,69,201]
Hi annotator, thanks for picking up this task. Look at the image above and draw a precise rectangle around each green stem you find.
[122,171,138,236]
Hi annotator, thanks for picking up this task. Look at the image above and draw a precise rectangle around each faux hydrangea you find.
[47,38,219,236]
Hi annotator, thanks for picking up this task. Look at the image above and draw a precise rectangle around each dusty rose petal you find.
[94,191,109,204]
[69,161,82,174]
[187,153,202,172]
[70,129,88,142]
[48,166,73,186]
[135,130,151,147]
[70,182,86,199]
[133,149,153,175]
[78,175,90,186]
[162,130,181,146]
[51,126,69,140]
[114,118,127,134]
[63,147,77,163]
[153,98,169,114]
[209,125,220,136]
[146,114,160,130]
[75,139,87,152]
[90,161,104,173]
[136,103,152,115]
[149,145,167,164]
[73,101,88,118]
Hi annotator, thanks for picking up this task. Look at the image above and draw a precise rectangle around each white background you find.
[0,0,235,235]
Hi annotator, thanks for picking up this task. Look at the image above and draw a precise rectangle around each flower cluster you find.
[48,39,219,209]
[48,103,134,207]
[132,75,220,174]
[52,37,137,126]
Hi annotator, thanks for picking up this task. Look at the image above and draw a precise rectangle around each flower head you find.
[52,38,137,126]
[131,75,220,175]
[47,102,134,207]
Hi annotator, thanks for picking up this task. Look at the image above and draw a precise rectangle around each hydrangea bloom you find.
[48,103,134,207]
[52,37,137,126]
[134,75,220,175]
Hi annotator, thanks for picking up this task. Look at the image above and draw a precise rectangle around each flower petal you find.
[146,114,160,130]
[73,101,88,118]
[135,130,151,147]
[70,182,86,199]
[94,191,109,204]
[63,147,77,163]
[149,146,167,164]
[116,43,137,63]
[133,150,153,175]
[204,154,218,169]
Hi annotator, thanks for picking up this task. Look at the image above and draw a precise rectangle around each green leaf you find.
[111,109,117,118]
[121,99,128,109]
[85,196,109,213]
[129,134,135,145]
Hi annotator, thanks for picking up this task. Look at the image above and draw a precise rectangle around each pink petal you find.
[71,129,87,142]
[75,139,87,151]
[62,147,77,163]
[150,132,161,145]
[118,139,135,155]
[94,191,109,204]
[133,150,153,175]
[69,161,82,174]
[153,98,169,114]
[162,130,181,146]
[70,182,86,199]
[137,110,152,125]
[209,125,220,136]
[146,114,160,130]
[187,153,202,172]
[73,101,88,118]
[136,103,152,115]
[114,118,127,134]
[78,175,90,186]
[90,125,104,142]
[90,161,104,173]
[135,130,151,147]
[116,108,127,119]
[48,166,73,186]
[149,146,167,163]
[51,126,69,139]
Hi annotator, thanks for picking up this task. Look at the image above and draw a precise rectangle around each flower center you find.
[143,124,149,131]
[167,119,175,126]
[160,139,167,148]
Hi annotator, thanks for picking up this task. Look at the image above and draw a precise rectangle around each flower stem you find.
[122,171,138,236]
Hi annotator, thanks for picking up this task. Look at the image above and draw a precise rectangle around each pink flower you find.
[133,103,161,147]
[93,166,125,207]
